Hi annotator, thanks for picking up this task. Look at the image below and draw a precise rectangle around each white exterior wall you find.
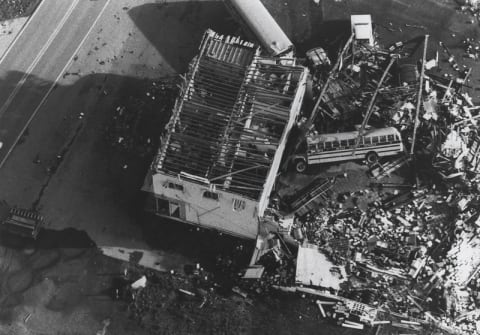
[257,67,309,216]
[143,173,259,239]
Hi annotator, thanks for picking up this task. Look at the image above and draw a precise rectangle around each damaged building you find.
[142,29,307,239]
[137,2,480,334]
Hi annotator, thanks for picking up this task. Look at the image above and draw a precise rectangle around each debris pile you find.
[244,16,480,334]
[460,0,480,19]
[114,263,256,334]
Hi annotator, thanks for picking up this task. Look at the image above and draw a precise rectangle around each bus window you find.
[325,142,332,150]
[348,139,356,146]
[364,137,371,145]
[308,143,316,152]
[340,140,348,147]
[332,141,340,149]
[372,136,379,144]
[379,136,386,143]
[387,134,394,142]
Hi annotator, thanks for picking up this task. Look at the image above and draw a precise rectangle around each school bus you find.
[294,127,404,173]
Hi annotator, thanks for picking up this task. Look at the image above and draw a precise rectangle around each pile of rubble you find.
[270,171,480,333]
[459,0,480,19]
[242,16,480,334]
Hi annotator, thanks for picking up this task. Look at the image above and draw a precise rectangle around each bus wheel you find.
[295,159,307,173]
[366,151,378,165]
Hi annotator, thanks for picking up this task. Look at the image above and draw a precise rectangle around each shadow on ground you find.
[296,19,351,57]
[0,0,263,273]
[0,68,255,332]
[0,68,254,275]
[128,1,239,73]
[0,66,346,334]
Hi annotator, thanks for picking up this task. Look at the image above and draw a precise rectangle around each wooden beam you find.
[410,35,429,156]
[209,164,266,182]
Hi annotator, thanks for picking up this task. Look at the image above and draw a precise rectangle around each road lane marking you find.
[0,0,81,120]
[0,0,49,65]
[0,0,112,169]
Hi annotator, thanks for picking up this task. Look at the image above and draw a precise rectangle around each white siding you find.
[143,173,259,239]
[257,67,308,216]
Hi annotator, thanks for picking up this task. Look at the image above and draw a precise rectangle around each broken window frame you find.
[308,143,317,153]
[232,198,246,211]
[167,182,184,191]
[169,202,182,218]
[155,198,170,215]
[154,197,185,219]
[203,191,219,200]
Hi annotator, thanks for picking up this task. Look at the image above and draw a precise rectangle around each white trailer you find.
[351,14,374,46]
[226,0,294,56]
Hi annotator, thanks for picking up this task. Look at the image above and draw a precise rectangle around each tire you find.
[295,159,307,173]
[366,151,378,165]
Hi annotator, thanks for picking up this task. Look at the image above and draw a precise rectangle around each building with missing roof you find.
[142,29,307,239]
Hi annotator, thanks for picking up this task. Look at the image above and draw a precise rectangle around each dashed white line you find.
[0,0,113,169]
[0,0,81,120]
[0,0,48,65]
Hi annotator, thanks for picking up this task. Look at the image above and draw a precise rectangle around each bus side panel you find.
[307,143,402,165]
[308,149,367,164]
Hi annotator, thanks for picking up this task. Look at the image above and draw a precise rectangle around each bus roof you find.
[307,127,401,144]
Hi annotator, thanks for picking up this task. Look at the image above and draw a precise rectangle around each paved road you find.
[0,0,111,168]
[0,0,201,273]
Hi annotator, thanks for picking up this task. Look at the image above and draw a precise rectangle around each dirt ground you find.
[0,0,479,334]
[0,235,364,335]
